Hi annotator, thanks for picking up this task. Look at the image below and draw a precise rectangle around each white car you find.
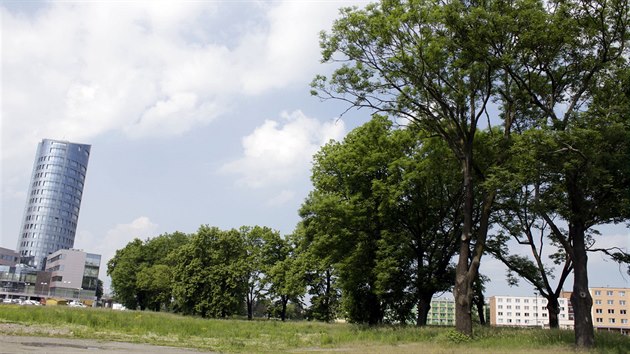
[68,301,86,307]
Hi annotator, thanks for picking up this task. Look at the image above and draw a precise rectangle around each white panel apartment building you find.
[489,295,573,329]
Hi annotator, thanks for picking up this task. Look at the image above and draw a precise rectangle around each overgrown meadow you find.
[0,305,628,353]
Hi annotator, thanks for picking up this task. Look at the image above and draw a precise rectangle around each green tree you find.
[107,232,189,311]
[107,239,144,309]
[301,117,400,324]
[374,131,462,326]
[241,225,292,320]
[312,0,512,335]
[265,233,307,321]
[301,116,463,325]
[170,226,248,318]
[136,264,173,312]
[483,1,629,346]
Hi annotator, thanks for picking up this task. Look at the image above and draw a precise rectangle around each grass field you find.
[0,305,628,353]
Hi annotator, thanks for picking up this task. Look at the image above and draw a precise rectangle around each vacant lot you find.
[0,305,628,353]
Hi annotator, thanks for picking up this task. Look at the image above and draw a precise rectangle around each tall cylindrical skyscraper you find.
[16,139,91,270]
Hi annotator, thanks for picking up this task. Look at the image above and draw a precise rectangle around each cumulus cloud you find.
[75,216,158,289]
[221,110,345,188]
[1,1,354,179]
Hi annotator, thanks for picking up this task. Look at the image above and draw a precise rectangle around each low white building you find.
[489,294,573,329]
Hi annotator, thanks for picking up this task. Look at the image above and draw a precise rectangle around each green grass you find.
[0,305,628,353]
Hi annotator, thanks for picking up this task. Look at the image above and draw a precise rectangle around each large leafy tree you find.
[265,233,307,321]
[374,132,462,325]
[482,1,629,346]
[108,239,144,309]
[107,232,189,311]
[241,226,287,320]
[170,226,248,318]
[294,223,341,323]
[301,117,401,324]
[312,0,513,334]
[301,116,462,325]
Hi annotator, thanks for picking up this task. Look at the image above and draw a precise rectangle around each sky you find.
[1,0,628,297]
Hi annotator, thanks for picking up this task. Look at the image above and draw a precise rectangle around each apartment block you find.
[591,287,629,335]
[427,298,456,326]
[489,294,573,329]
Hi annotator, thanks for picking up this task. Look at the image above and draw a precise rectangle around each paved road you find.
[0,335,212,354]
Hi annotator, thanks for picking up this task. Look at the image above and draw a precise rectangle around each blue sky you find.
[1,1,627,296]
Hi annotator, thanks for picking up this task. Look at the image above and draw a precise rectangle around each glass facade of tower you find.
[16,139,90,270]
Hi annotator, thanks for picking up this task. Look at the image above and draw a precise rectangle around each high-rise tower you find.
[16,139,91,269]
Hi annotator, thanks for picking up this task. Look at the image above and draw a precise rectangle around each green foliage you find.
[300,116,462,325]
[107,232,190,311]
[170,226,248,318]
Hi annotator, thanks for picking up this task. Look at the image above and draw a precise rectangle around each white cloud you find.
[1,1,354,184]
[75,216,158,289]
[221,110,345,188]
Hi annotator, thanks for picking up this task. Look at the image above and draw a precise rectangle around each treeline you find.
[109,114,627,327]
[107,226,307,321]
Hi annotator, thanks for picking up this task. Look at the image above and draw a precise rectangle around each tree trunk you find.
[247,299,253,320]
[571,226,594,347]
[546,296,560,329]
[416,293,433,326]
[454,153,474,336]
[280,296,289,321]
[475,294,486,325]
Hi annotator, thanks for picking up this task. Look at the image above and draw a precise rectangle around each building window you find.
[608,309,615,314]
[622,319,628,324]
[596,309,602,314]
[609,318,616,324]
[596,318,603,323]
[498,312,503,316]
[595,300,602,305]
[620,300,626,306]
[498,305,503,309]
[594,290,601,296]
[606,291,613,296]
[607,300,614,305]
[620,291,626,297]
[498,298,503,302]
[620,310,627,315]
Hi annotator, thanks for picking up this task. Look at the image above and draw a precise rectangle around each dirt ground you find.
[0,335,212,353]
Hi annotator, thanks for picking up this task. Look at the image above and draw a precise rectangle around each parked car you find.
[68,301,86,308]
[19,299,41,306]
